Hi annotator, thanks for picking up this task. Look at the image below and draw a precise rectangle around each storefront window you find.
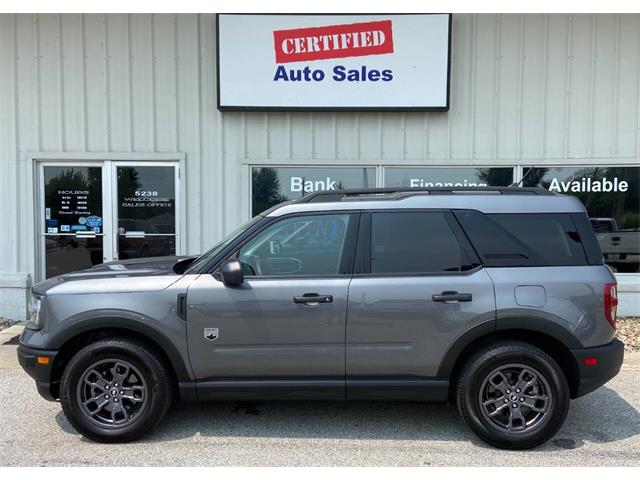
[251,166,376,216]
[523,166,640,273]
[383,167,515,188]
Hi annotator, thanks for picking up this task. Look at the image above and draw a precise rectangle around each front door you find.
[38,161,180,279]
[186,212,358,399]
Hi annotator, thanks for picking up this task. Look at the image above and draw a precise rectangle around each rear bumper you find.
[570,338,624,398]
[17,344,59,401]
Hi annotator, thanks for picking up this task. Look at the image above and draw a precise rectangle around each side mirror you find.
[219,258,244,286]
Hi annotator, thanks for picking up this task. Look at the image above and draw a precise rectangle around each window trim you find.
[354,208,482,278]
[211,210,361,279]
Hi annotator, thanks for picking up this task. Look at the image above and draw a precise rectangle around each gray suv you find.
[18,187,624,449]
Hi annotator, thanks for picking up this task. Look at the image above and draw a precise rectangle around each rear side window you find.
[370,212,474,274]
[454,210,588,267]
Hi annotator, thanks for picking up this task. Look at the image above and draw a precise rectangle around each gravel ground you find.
[617,317,640,352]
[1,365,639,466]
[0,318,16,332]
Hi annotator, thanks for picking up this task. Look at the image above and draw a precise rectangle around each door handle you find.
[432,291,473,303]
[293,293,333,305]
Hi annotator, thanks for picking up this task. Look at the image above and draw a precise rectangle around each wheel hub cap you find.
[478,363,552,434]
[76,359,148,428]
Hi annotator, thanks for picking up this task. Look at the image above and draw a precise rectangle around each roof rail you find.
[297,186,553,203]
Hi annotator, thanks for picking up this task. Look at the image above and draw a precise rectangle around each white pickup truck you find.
[590,217,640,273]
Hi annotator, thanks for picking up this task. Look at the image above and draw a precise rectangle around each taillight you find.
[604,282,618,329]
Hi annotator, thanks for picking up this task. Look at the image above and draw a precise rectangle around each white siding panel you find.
[38,14,63,151]
[60,13,85,152]
[153,14,178,153]
[543,14,570,158]
[520,14,547,159]
[0,14,17,271]
[567,14,593,159]
[616,14,640,158]
[496,14,522,159]
[471,14,498,159]
[83,14,108,152]
[129,14,154,152]
[106,13,132,152]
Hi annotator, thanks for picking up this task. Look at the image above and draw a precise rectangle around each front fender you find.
[21,309,193,382]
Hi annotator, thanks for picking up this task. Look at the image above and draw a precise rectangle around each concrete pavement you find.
[1,326,639,466]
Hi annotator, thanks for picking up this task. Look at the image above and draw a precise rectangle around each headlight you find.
[26,294,42,330]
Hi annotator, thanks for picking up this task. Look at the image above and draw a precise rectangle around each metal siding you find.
[0,12,639,282]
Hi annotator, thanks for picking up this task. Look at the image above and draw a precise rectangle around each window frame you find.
[354,208,482,277]
[214,210,361,279]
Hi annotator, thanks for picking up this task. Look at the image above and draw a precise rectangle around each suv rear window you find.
[454,210,589,267]
[370,212,474,274]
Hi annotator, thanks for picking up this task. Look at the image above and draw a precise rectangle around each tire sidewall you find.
[459,345,570,449]
[60,340,170,443]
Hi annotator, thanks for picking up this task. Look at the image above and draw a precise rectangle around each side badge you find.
[204,328,219,341]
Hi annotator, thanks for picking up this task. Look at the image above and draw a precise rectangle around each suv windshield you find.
[185,215,264,274]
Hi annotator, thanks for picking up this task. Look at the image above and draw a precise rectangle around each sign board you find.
[217,14,451,111]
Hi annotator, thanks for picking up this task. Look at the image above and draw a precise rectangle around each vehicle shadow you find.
[55,384,640,451]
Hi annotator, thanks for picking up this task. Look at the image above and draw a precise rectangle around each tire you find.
[60,337,173,443]
[456,340,570,450]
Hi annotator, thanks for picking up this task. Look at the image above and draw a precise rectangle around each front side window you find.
[370,212,473,274]
[238,214,352,277]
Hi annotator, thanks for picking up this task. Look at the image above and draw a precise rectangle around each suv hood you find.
[32,256,197,295]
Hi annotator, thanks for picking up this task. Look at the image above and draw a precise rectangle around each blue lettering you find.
[332,65,346,81]
[273,65,289,81]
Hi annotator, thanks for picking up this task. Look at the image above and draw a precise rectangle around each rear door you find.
[346,210,496,398]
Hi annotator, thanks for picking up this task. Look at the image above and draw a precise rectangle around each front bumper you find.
[17,344,59,401]
[570,338,624,398]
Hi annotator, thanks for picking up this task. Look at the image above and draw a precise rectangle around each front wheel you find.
[456,341,570,450]
[60,337,173,443]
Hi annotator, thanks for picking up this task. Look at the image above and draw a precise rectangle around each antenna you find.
[510,166,535,187]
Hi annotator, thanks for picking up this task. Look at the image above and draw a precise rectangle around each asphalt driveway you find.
[1,326,639,466]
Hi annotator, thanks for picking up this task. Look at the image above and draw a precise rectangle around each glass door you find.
[40,164,108,278]
[113,163,179,260]
[38,161,180,280]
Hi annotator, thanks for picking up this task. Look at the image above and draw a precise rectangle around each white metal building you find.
[0,13,638,320]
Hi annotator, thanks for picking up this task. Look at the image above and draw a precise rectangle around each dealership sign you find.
[217,14,451,111]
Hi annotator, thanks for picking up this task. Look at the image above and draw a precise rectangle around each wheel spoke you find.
[488,402,510,417]
[507,409,526,430]
[111,362,131,386]
[522,394,549,413]
[516,368,538,391]
[489,371,511,394]
[86,398,110,416]
[84,369,108,390]
[110,402,129,423]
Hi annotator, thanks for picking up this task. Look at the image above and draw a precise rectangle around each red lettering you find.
[273,19,394,63]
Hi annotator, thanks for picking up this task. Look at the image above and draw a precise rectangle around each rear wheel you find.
[456,341,570,449]
[60,337,173,443]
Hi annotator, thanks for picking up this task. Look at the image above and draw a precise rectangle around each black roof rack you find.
[297,186,553,204]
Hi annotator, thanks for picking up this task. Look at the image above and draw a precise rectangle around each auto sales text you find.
[274,65,393,82]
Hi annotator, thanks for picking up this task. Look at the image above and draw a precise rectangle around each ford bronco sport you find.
[18,187,624,449]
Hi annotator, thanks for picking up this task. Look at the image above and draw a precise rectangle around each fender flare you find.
[48,310,192,382]
[436,316,582,378]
